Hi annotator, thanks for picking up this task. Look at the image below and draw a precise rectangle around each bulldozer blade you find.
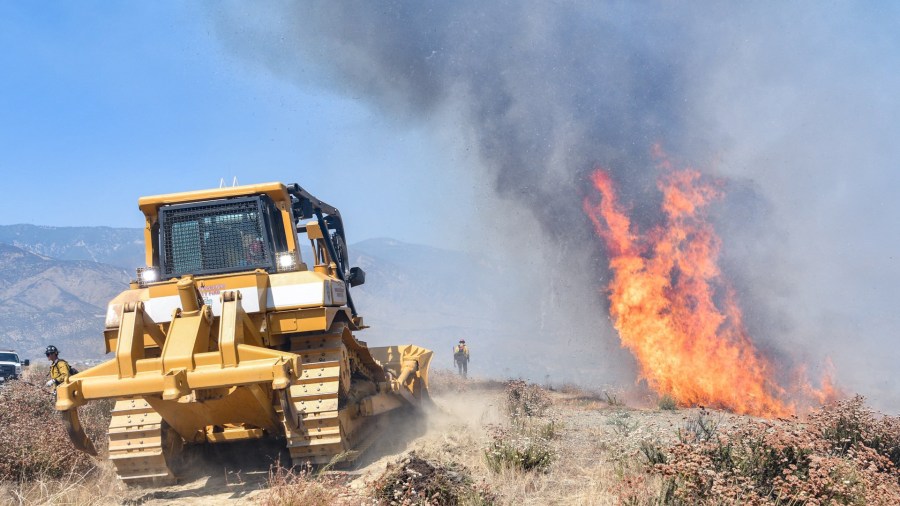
[61,409,98,456]
[278,387,303,433]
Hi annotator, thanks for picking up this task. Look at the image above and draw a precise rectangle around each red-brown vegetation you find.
[648,396,900,505]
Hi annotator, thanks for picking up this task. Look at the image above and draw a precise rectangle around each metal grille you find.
[161,199,272,277]
[0,365,14,378]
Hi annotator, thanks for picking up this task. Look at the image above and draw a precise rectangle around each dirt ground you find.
[118,380,753,505]
[122,383,506,505]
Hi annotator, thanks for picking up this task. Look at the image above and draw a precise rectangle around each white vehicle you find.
[0,350,28,382]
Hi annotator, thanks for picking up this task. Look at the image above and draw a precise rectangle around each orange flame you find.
[583,165,797,417]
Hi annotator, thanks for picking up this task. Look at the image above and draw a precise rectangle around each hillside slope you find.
[0,243,129,359]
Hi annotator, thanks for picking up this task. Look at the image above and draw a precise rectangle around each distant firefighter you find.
[453,339,469,378]
[44,345,73,389]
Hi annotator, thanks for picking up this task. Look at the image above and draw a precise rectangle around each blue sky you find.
[0,2,471,248]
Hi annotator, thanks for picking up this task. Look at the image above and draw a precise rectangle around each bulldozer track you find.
[280,322,381,466]
[105,322,388,483]
[107,398,178,485]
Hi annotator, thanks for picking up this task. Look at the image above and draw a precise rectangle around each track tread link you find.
[280,323,382,466]
[107,398,176,485]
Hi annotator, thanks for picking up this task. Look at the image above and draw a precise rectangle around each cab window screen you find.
[160,198,272,277]
[171,221,201,273]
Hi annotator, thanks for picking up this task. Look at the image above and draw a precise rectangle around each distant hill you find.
[0,243,130,360]
[0,225,144,269]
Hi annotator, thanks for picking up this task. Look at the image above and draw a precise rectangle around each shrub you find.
[484,425,553,473]
[536,420,559,441]
[811,395,900,469]
[608,411,638,436]
[677,409,720,443]
[504,380,551,421]
[658,394,677,411]
[603,390,624,407]
[647,399,900,505]
[639,440,667,466]
[0,380,112,482]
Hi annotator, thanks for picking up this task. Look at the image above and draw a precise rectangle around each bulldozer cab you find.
[136,182,363,313]
[136,183,363,281]
[158,195,289,278]
[138,183,307,282]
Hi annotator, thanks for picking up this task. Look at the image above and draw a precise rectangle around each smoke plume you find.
[212,2,900,410]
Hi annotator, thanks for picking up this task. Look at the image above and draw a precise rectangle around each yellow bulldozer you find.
[55,182,432,484]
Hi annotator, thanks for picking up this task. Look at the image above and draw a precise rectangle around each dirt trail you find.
[121,440,281,505]
[349,386,505,483]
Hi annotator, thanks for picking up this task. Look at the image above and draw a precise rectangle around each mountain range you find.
[0,240,130,359]
[0,225,144,268]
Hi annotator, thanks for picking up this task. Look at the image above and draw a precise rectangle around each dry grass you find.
[0,462,123,506]
[551,383,587,395]
[551,383,629,410]
[0,380,111,481]
[0,368,121,505]
[408,415,667,506]
[602,389,625,407]
[555,392,608,411]
[257,463,361,506]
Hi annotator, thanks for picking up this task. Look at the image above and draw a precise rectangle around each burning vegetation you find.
[583,150,833,417]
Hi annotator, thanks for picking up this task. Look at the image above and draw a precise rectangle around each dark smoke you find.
[212,2,900,410]
[213,2,698,227]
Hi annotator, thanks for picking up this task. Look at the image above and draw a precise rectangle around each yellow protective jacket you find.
[49,359,71,386]
[453,345,469,362]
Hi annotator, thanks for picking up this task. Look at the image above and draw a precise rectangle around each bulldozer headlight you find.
[136,267,159,287]
[277,252,298,272]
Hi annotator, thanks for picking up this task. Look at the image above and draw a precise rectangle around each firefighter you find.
[453,339,469,378]
[44,345,72,389]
